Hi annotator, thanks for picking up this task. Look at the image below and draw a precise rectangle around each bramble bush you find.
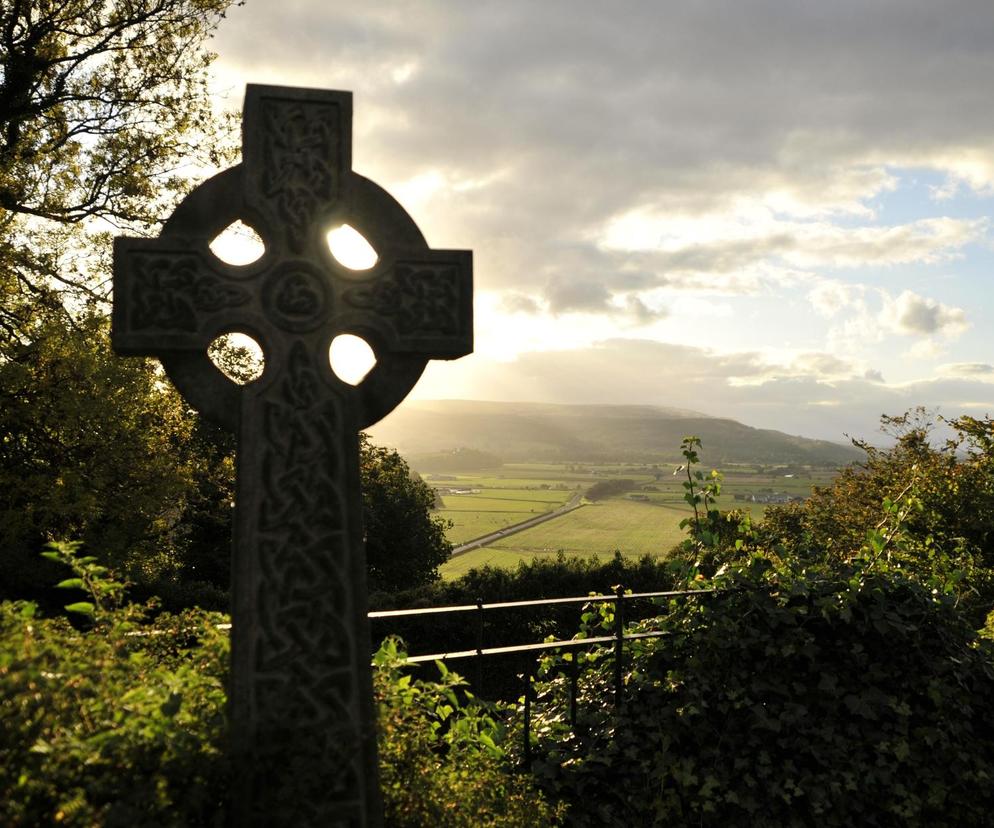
[0,543,560,826]
[374,637,564,827]
[0,543,230,827]
[759,410,994,627]
[524,555,994,827]
[519,426,994,826]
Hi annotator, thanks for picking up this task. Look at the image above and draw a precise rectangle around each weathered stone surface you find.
[112,84,473,827]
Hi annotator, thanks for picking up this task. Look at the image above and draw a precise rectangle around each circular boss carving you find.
[262,262,330,332]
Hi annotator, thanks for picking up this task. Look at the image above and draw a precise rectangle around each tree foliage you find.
[0,320,455,603]
[584,478,634,501]
[0,310,199,606]
[0,1,241,605]
[0,544,560,826]
[361,433,453,593]
[0,0,238,338]
[525,557,994,827]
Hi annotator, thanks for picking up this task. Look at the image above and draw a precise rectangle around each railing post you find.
[523,657,533,769]
[475,597,484,696]
[614,585,625,708]
[569,650,579,729]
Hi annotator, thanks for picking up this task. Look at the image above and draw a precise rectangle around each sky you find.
[208,0,994,443]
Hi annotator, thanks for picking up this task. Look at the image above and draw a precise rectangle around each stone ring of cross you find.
[113,84,473,434]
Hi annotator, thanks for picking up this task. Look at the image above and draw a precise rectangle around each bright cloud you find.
[880,290,969,338]
[210,1,994,441]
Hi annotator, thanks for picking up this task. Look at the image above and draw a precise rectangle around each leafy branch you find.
[41,540,127,618]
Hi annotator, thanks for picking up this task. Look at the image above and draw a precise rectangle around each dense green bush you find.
[524,555,994,827]
[0,544,556,826]
[0,597,230,826]
[760,411,994,626]
[375,638,564,827]
[584,478,635,501]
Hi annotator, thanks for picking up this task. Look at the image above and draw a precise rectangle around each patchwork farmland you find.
[422,462,838,578]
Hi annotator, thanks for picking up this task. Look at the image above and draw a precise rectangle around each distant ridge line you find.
[370,400,863,466]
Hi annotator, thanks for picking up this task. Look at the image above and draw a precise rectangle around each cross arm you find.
[112,236,254,355]
[339,248,472,360]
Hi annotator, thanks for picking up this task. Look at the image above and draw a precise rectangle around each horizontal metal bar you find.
[625,588,714,600]
[368,588,710,619]
[368,603,480,618]
[402,631,670,664]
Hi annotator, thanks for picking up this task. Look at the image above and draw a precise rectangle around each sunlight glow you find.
[327,225,378,270]
[209,220,265,266]
[329,334,377,385]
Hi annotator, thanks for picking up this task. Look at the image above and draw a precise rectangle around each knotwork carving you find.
[131,254,249,330]
[261,98,339,252]
[344,263,463,335]
[250,342,360,818]
[263,263,330,332]
[113,85,473,827]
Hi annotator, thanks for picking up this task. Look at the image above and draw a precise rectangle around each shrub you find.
[524,555,994,827]
[374,638,564,827]
[584,479,635,501]
[0,598,230,826]
[760,411,994,626]
[0,543,556,826]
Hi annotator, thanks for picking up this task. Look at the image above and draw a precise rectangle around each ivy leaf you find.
[64,601,95,616]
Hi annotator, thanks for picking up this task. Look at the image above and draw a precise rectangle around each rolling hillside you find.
[367,400,864,466]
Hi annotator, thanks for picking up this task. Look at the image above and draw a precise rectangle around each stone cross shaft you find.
[112,85,472,827]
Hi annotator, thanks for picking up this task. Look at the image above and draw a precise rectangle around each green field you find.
[429,482,573,545]
[441,498,686,577]
[433,463,838,578]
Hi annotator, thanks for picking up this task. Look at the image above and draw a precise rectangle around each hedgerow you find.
[0,543,560,827]
[524,556,994,826]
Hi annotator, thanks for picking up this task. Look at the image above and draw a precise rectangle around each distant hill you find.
[367,400,864,467]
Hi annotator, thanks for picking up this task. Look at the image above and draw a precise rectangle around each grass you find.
[440,498,689,578]
[434,487,572,544]
[433,462,839,577]
[437,509,542,544]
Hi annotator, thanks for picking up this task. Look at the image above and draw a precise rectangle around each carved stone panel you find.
[112,84,473,828]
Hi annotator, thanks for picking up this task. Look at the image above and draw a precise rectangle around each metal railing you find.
[369,586,714,766]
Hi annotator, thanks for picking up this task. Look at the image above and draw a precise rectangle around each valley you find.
[423,461,840,578]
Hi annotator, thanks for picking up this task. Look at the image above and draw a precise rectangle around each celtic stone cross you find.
[112,85,472,826]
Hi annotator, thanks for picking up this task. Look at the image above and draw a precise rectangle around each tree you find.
[0,3,451,607]
[0,0,239,340]
[360,434,453,593]
[0,1,239,606]
[0,310,199,606]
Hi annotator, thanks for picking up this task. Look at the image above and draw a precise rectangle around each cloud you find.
[210,1,994,444]
[624,294,666,324]
[212,1,994,304]
[941,362,994,376]
[545,279,612,314]
[880,290,969,337]
[499,292,543,314]
[809,280,862,317]
[792,353,854,377]
[602,211,985,279]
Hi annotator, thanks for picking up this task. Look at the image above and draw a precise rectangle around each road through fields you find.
[449,492,584,557]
